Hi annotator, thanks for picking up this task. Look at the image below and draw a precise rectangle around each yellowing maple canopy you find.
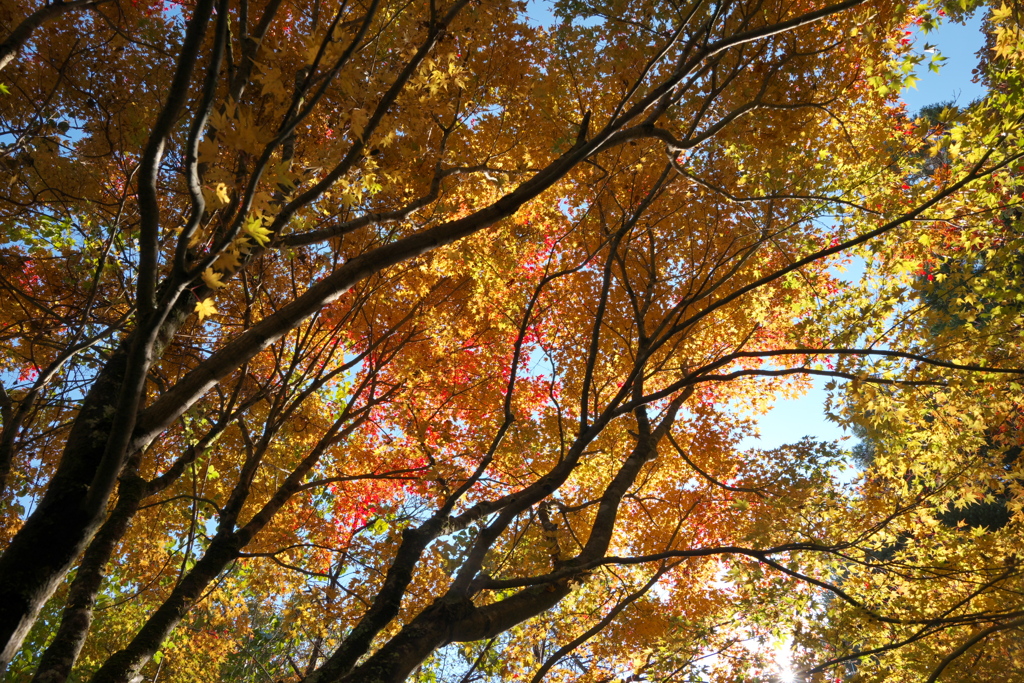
[1,0,1024,681]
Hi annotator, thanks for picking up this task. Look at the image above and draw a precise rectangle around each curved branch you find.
[925,615,1024,683]
[0,0,108,72]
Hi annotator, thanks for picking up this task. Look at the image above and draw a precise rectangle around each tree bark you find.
[321,584,574,683]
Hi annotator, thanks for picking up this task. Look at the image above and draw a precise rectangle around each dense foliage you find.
[1,0,1023,681]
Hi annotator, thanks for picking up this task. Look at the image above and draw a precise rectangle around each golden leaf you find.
[202,268,226,290]
[244,215,273,247]
[194,298,218,321]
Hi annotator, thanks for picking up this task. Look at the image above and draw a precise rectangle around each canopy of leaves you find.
[1,0,1023,682]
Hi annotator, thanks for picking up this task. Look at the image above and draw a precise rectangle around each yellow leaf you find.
[197,136,218,163]
[244,215,273,247]
[233,236,254,255]
[194,298,218,321]
[202,268,226,290]
[992,3,1013,22]
[212,249,242,272]
[350,109,369,139]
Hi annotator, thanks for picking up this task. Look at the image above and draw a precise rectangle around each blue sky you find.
[902,13,988,114]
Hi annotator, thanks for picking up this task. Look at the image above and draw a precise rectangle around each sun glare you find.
[775,637,796,683]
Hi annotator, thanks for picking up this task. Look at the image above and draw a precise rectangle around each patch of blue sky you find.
[526,0,608,28]
[901,11,987,115]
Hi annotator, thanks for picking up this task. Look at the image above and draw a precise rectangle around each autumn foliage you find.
[1,0,1024,681]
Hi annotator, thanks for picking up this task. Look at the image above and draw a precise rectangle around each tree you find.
[800,8,1024,679]
[1,0,1023,681]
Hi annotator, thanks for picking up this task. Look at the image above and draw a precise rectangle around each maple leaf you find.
[244,215,273,247]
[202,268,226,289]
[349,109,369,139]
[194,298,218,321]
[212,249,242,272]
[992,3,1014,22]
